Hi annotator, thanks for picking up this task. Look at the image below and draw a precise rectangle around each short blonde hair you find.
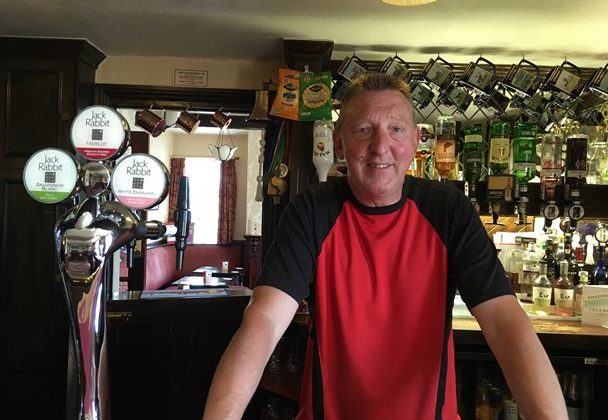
[335,73,415,131]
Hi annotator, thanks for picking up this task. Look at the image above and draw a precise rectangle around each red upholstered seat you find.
[143,243,245,290]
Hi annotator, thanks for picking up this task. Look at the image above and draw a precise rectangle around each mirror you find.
[117,108,263,244]
[95,83,264,246]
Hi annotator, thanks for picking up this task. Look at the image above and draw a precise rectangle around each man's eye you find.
[355,127,370,134]
[392,126,404,133]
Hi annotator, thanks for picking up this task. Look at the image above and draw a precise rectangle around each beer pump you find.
[564,133,588,229]
[23,106,191,420]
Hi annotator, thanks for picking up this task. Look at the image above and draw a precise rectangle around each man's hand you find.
[203,286,299,420]
[471,295,568,420]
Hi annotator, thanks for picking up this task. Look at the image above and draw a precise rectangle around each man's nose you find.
[369,129,391,154]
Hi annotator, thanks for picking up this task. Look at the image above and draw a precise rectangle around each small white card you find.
[174,69,208,87]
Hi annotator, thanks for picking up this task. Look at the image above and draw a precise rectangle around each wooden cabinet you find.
[0,37,105,419]
[107,292,250,420]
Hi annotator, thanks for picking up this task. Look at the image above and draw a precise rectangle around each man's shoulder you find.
[296,178,350,205]
[405,176,466,205]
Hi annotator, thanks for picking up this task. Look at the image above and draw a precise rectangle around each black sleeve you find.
[448,192,514,310]
[255,191,317,303]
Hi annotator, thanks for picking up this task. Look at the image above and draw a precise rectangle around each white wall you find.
[96,55,280,89]
[246,130,263,235]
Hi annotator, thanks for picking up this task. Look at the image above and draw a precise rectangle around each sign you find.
[111,153,169,210]
[71,106,129,161]
[174,69,208,87]
[23,148,79,204]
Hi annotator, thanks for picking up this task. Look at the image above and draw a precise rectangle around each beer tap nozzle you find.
[173,176,191,271]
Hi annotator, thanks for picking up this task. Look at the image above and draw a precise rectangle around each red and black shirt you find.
[256,176,513,420]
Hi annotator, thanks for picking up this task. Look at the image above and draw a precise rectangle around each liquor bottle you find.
[489,122,511,175]
[463,125,484,195]
[488,387,503,420]
[540,239,559,285]
[587,136,608,185]
[592,225,608,285]
[503,398,519,420]
[533,262,553,315]
[562,238,579,284]
[521,242,540,301]
[573,270,588,316]
[475,384,491,420]
[584,235,597,275]
[592,245,608,285]
[565,373,582,420]
[415,124,435,178]
[434,116,457,181]
[565,133,588,191]
[539,133,563,202]
[554,260,574,316]
[312,119,335,182]
[512,122,537,184]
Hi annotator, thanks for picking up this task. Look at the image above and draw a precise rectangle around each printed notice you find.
[174,69,208,87]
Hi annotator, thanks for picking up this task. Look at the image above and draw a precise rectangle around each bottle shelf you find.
[444,181,608,218]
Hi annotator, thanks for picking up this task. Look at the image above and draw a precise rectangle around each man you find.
[203,73,567,419]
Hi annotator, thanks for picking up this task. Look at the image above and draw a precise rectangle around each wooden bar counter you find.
[454,317,608,357]
[453,317,608,419]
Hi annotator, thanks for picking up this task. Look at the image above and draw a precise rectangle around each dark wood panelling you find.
[107,295,249,420]
[0,174,68,419]
[5,70,61,157]
[0,37,104,419]
[0,58,75,168]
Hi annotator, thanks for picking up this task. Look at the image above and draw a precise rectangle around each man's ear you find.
[334,130,345,160]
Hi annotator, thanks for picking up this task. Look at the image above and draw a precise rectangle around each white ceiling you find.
[2,0,608,67]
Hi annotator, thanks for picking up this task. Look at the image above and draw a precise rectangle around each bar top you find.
[453,318,608,337]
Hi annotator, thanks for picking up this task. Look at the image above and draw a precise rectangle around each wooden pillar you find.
[261,40,334,260]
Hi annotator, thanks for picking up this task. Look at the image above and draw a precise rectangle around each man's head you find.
[334,73,418,207]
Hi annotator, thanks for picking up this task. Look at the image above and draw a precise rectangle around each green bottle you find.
[513,122,538,185]
[489,122,511,175]
[463,125,484,188]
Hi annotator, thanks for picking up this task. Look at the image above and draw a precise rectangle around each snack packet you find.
[299,71,332,121]
[270,68,300,121]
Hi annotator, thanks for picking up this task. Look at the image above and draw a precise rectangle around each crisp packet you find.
[299,71,332,121]
[270,68,301,121]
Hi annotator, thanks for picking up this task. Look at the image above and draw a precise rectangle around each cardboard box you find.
[582,285,608,327]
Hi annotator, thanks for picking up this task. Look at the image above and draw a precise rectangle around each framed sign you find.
[173,69,208,87]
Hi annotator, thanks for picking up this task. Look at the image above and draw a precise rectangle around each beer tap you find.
[23,105,189,420]
[173,176,191,271]
[564,133,588,229]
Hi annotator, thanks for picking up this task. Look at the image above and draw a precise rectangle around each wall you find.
[96,55,281,89]
[246,130,263,235]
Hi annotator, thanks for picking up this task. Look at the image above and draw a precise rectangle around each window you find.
[184,157,221,244]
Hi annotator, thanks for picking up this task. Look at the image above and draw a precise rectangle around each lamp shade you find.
[209,144,238,161]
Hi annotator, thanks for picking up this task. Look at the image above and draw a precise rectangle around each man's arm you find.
[470,295,567,420]
[202,285,299,420]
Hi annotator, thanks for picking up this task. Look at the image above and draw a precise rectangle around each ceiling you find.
[2,0,608,67]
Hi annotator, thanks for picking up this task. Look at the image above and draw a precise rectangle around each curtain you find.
[218,159,237,244]
[167,157,185,223]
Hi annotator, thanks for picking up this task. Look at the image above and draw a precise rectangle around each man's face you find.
[334,90,417,207]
